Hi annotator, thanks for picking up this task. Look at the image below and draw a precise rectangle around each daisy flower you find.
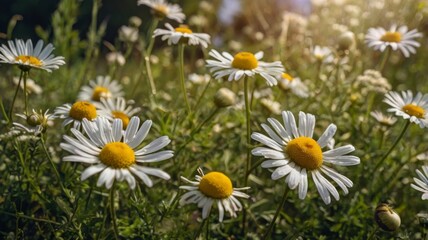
[77,76,124,102]
[383,90,428,128]
[13,109,55,135]
[411,166,428,200]
[365,25,422,57]
[138,0,185,23]
[251,111,360,204]
[312,45,334,63]
[370,111,397,127]
[60,117,173,189]
[153,23,211,48]
[179,168,250,222]
[94,97,141,129]
[0,39,65,72]
[54,101,108,129]
[206,49,285,86]
[277,73,309,98]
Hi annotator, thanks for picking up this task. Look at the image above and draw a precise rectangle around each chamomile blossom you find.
[370,111,397,127]
[365,25,422,57]
[411,166,428,200]
[0,39,65,72]
[312,45,334,63]
[94,97,141,129]
[206,49,284,86]
[179,168,250,222]
[54,101,108,129]
[13,109,55,135]
[277,73,309,98]
[251,111,360,204]
[77,76,124,102]
[383,91,428,128]
[153,23,210,48]
[138,0,185,23]
[60,117,173,189]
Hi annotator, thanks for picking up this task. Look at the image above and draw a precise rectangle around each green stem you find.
[22,71,29,114]
[175,108,219,156]
[0,211,60,225]
[194,79,212,111]
[178,44,191,113]
[14,143,47,202]
[144,52,157,96]
[0,96,10,123]
[244,77,252,186]
[246,158,265,177]
[367,226,379,240]
[205,215,210,239]
[262,188,289,240]
[110,183,119,240]
[146,19,159,56]
[372,121,410,175]
[378,47,391,74]
[141,19,159,97]
[9,70,24,122]
[40,137,72,201]
[193,218,207,240]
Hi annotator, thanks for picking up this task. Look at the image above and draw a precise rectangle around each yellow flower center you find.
[402,104,425,118]
[175,25,193,34]
[152,4,168,18]
[99,142,135,169]
[69,101,97,121]
[282,73,294,82]
[112,111,130,129]
[92,86,111,101]
[199,172,233,199]
[231,52,258,70]
[286,137,323,170]
[380,32,401,43]
[15,55,42,66]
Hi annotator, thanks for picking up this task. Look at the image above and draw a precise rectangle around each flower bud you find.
[214,88,236,108]
[26,113,42,127]
[129,16,142,28]
[374,203,401,231]
[338,31,355,51]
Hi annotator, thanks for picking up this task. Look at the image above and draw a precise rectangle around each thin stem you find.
[9,70,24,122]
[110,182,119,240]
[0,210,60,225]
[144,54,157,96]
[244,76,252,186]
[194,79,212,111]
[205,215,210,239]
[23,71,28,114]
[178,44,191,113]
[142,19,159,96]
[146,19,159,56]
[367,226,379,240]
[40,137,72,201]
[246,158,265,177]
[193,218,207,240]
[372,121,410,175]
[262,187,289,240]
[0,96,10,123]
[175,108,219,156]
[378,47,391,74]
